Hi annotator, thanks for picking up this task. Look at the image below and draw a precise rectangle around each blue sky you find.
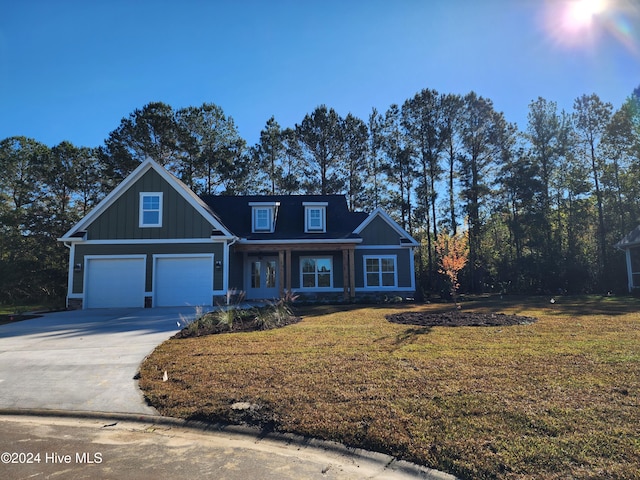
[1,0,638,148]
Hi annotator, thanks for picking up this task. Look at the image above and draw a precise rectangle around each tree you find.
[0,137,70,303]
[402,89,446,287]
[458,92,512,291]
[279,128,305,194]
[380,104,416,232]
[573,93,613,285]
[526,98,564,255]
[101,102,178,187]
[252,116,285,194]
[73,147,103,216]
[365,108,387,210]
[295,105,345,195]
[341,113,369,211]
[175,103,246,195]
[435,230,468,308]
[440,94,464,235]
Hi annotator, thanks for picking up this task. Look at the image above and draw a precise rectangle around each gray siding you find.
[359,216,402,245]
[87,170,213,240]
[228,250,245,291]
[73,242,225,294]
[290,252,343,289]
[354,248,413,288]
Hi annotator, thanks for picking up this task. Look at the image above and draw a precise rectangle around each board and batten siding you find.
[87,169,214,240]
[358,216,402,245]
[72,243,225,294]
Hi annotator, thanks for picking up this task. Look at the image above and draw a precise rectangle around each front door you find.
[246,257,279,299]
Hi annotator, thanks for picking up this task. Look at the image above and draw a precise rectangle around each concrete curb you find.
[0,408,457,480]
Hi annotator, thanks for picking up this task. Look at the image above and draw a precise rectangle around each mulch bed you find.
[173,315,301,339]
[386,310,536,327]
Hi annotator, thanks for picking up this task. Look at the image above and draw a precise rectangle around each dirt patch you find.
[386,310,536,327]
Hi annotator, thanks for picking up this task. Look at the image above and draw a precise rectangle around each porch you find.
[233,242,358,300]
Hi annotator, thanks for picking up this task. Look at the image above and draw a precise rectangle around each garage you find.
[154,255,214,307]
[85,256,146,309]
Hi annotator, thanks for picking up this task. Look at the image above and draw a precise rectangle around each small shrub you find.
[214,307,237,330]
[255,291,298,330]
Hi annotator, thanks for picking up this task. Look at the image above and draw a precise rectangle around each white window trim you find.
[304,203,327,233]
[363,255,398,289]
[299,256,333,290]
[250,202,279,233]
[253,207,273,232]
[139,192,163,228]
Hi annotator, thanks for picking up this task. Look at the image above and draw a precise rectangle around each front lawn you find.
[139,296,640,479]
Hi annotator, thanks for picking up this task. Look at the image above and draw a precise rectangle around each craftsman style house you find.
[59,159,418,309]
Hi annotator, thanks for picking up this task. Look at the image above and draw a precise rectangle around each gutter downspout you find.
[223,236,239,302]
[62,241,73,309]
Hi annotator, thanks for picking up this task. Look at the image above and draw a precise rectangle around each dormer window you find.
[250,202,279,233]
[304,202,327,233]
[140,192,163,227]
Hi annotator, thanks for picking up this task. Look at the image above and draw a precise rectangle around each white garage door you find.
[85,257,146,309]
[154,255,214,307]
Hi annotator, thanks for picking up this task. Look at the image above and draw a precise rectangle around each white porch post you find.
[626,248,634,293]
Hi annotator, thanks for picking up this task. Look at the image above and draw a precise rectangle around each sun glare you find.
[564,0,606,30]
[542,0,612,47]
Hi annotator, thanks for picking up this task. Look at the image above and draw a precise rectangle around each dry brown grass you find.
[139,296,640,479]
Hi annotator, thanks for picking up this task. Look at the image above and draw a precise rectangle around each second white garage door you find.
[154,255,214,307]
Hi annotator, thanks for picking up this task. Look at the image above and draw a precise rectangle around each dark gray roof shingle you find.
[200,194,367,240]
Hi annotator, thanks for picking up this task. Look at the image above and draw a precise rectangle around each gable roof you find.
[201,194,367,241]
[59,158,234,241]
[616,225,640,250]
[353,207,419,246]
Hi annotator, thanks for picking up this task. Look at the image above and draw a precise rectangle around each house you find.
[616,225,640,292]
[58,159,418,309]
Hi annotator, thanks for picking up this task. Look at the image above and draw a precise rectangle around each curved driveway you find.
[0,308,195,413]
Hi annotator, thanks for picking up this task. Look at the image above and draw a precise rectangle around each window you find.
[251,261,261,288]
[254,208,272,232]
[300,257,332,288]
[364,256,397,288]
[304,202,327,233]
[250,202,279,233]
[139,193,163,227]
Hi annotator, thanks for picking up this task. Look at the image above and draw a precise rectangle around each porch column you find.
[342,249,349,300]
[279,250,285,298]
[626,248,634,293]
[349,246,356,299]
[286,249,292,293]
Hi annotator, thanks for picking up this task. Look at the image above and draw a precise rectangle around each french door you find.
[247,257,279,299]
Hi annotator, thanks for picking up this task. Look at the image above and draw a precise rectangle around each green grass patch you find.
[139,296,640,479]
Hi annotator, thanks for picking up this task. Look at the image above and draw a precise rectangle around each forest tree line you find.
[1,85,639,304]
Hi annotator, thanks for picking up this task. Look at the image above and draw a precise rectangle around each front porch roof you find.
[233,238,362,252]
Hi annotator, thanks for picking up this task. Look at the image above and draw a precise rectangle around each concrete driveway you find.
[0,307,201,414]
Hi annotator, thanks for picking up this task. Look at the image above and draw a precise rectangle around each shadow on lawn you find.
[394,326,432,346]
[455,294,640,317]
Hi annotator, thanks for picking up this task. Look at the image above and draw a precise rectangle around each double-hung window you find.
[250,202,279,233]
[139,192,163,228]
[300,257,332,288]
[364,255,397,288]
[304,202,327,233]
